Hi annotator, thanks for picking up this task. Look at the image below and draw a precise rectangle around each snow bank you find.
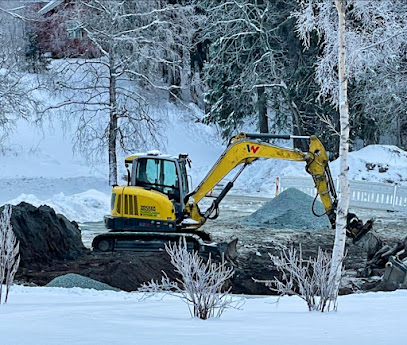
[6,189,110,223]
[0,286,406,345]
[0,120,107,179]
[233,158,307,196]
[330,145,407,184]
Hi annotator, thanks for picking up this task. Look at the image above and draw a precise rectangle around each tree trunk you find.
[329,0,349,307]
[169,47,183,103]
[280,85,307,151]
[257,86,268,133]
[397,113,402,147]
[169,66,181,103]
[108,51,118,186]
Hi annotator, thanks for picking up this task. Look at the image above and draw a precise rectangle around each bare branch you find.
[255,246,343,312]
[139,238,240,319]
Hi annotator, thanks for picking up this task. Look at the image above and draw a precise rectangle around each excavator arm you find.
[184,132,372,241]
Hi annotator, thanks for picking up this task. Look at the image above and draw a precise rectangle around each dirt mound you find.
[3,202,88,269]
[6,202,179,291]
[241,188,331,230]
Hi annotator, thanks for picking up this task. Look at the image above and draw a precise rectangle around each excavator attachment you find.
[379,255,407,291]
[346,213,374,242]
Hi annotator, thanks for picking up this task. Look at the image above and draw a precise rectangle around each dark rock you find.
[378,164,389,173]
[366,162,376,171]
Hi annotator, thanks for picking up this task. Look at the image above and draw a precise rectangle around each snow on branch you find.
[256,246,343,312]
[139,238,239,320]
[0,204,20,304]
[292,0,407,104]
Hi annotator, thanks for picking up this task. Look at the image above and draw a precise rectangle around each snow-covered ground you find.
[0,286,405,345]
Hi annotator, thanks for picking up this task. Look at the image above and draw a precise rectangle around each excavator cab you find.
[130,153,190,206]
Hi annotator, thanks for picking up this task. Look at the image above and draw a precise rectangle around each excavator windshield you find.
[135,158,179,195]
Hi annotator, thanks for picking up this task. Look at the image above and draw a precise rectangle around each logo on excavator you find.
[247,145,260,153]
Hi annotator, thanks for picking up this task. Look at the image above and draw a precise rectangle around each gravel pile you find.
[241,187,331,230]
[46,273,120,291]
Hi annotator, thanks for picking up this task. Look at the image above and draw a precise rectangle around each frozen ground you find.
[0,286,406,345]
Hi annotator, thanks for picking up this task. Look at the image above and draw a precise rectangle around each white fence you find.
[279,176,407,211]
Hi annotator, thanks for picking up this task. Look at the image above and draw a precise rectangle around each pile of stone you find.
[46,273,120,291]
[241,187,331,230]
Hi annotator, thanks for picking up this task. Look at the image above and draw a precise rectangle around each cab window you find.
[179,161,189,195]
[136,158,179,194]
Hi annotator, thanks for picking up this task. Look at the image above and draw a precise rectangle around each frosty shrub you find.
[256,246,343,312]
[139,238,236,320]
[0,204,20,304]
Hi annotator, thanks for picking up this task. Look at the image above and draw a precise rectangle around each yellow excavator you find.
[92,132,373,257]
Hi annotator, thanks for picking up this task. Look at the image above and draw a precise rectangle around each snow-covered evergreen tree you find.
[200,0,292,136]
[199,0,337,149]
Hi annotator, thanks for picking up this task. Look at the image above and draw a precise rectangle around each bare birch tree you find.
[293,0,407,306]
[329,0,349,307]
[46,0,197,185]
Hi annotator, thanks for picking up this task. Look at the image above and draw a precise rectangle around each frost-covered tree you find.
[47,0,197,185]
[256,246,343,312]
[0,204,20,304]
[198,0,334,150]
[0,2,40,151]
[350,59,407,148]
[293,0,407,307]
[140,238,236,320]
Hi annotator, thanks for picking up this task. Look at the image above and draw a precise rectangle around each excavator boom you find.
[184,132,337,229]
